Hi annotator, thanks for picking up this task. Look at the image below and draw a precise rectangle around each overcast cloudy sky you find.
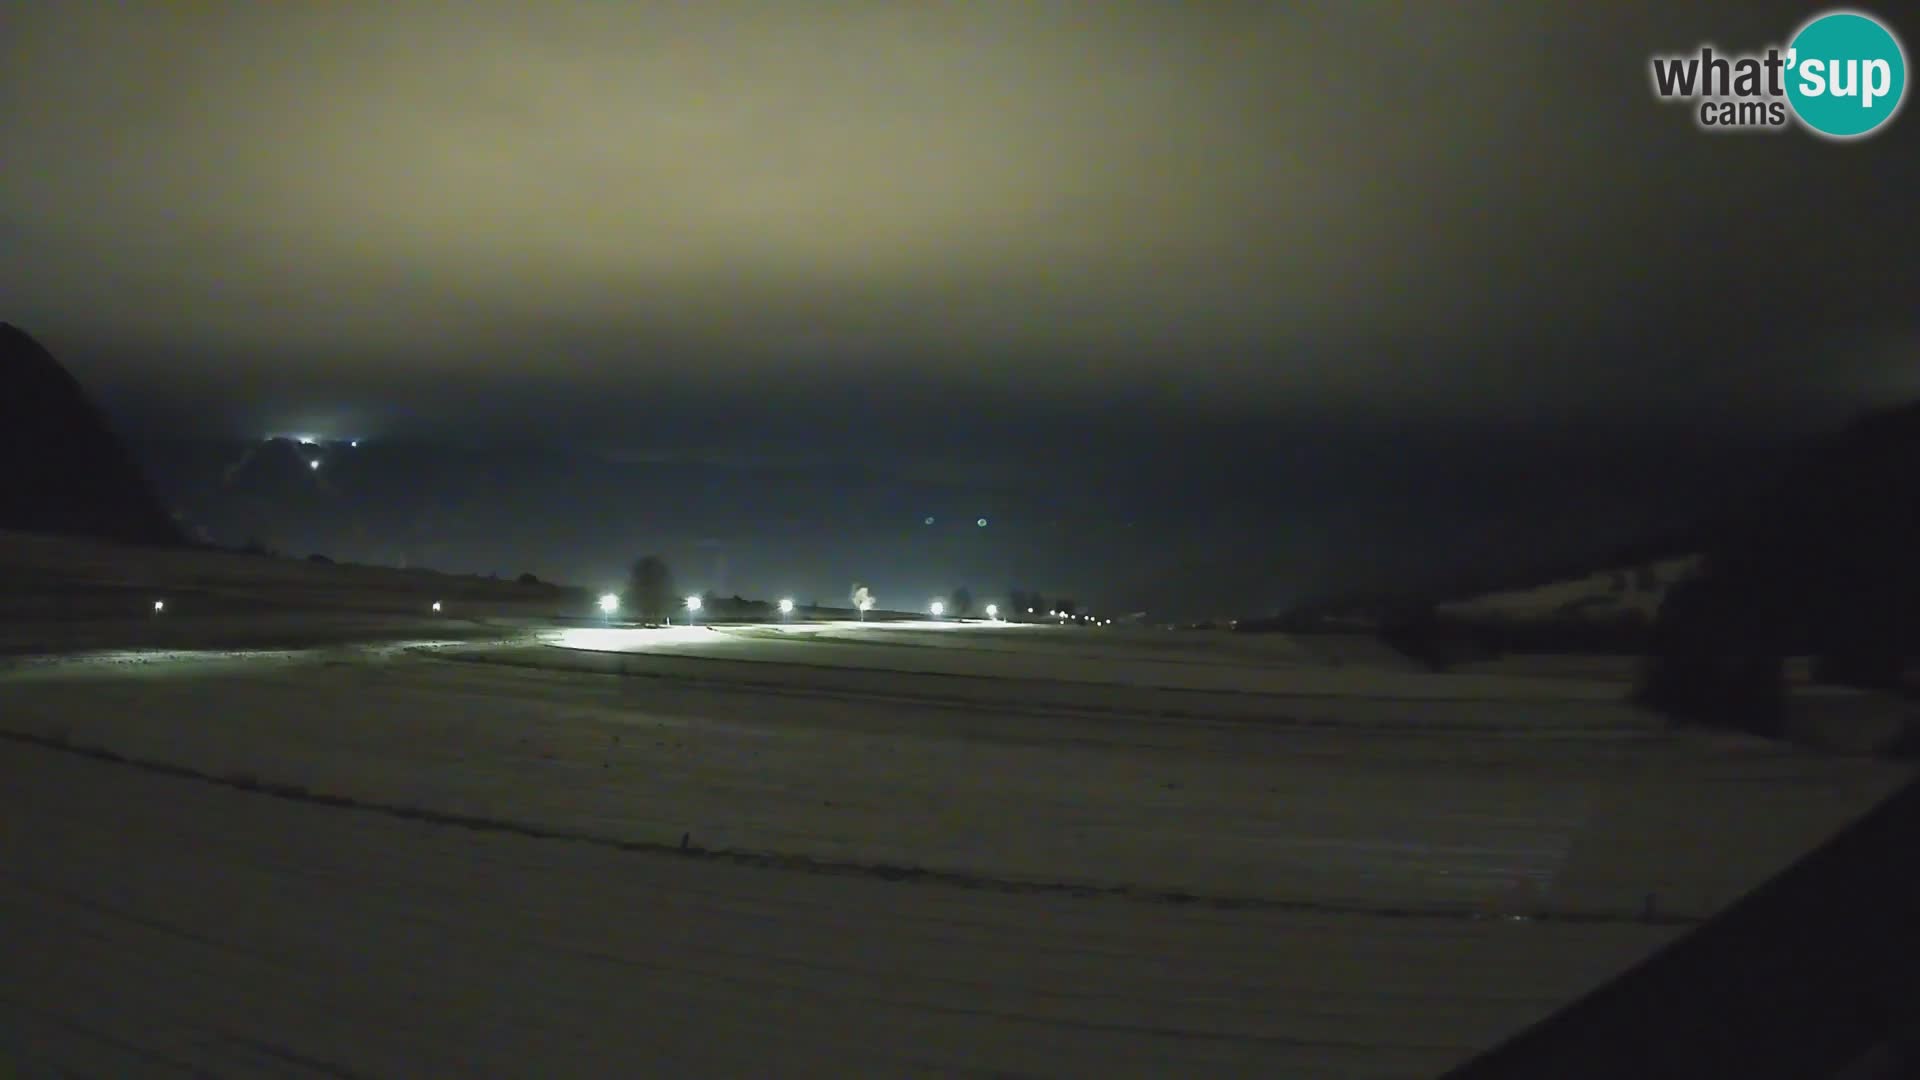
[4,0,1914,437]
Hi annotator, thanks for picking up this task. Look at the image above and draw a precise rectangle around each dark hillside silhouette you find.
[0,323,183,546]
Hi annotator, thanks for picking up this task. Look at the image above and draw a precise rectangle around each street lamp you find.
[858,596,874,620]
[152,600,165,615]
[778,597,795,616]
[597,592,620,618]
[985,603,998,620]
[431,601,442,613]
[929,599,945,617]
[685,595,702,624]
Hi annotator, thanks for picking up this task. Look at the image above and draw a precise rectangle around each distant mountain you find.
[0,323,184,546]
[130,436,605,577]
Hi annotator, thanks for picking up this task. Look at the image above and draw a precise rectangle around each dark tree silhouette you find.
[1636,574,1786,735]
[1638,401,1920,735]
[626,555,673,622]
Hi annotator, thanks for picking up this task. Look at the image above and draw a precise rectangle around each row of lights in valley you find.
[914,599,1111,624]
[1028,606,1112,626]
[592,593,809,623]
[585,593,1104,626]
[146,594,1107,626]
[158,590,993,623]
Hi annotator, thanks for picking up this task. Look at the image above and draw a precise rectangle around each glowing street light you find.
[929,599,945,617]
[597,592,620,616]
[152,600,165,614]
[309,460,321,471]
[778,597,795,616]
[985,603,998,619]
[857,595,875,620]
[685,595,702,624]
[431,601,442,613]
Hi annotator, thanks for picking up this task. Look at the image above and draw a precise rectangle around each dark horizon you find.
[113,414,1799,621]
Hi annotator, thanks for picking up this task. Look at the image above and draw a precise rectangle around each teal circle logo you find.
[1786,10,1907,138]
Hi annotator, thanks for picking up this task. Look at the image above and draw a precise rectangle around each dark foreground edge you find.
[1444,774,1920,1079]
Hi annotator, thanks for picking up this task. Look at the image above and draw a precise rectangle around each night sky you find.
[3,3,1916,615]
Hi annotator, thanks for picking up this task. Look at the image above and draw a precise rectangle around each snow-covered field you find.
[2,616,1909,1076]
[0,529,587,647]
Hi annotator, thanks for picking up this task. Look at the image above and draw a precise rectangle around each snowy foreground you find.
[1,620,1909,1077]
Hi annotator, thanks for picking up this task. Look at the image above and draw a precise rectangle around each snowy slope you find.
[1438,556,1702,625]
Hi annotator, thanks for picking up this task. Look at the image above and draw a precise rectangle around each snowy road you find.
[1,622,1907,1075]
